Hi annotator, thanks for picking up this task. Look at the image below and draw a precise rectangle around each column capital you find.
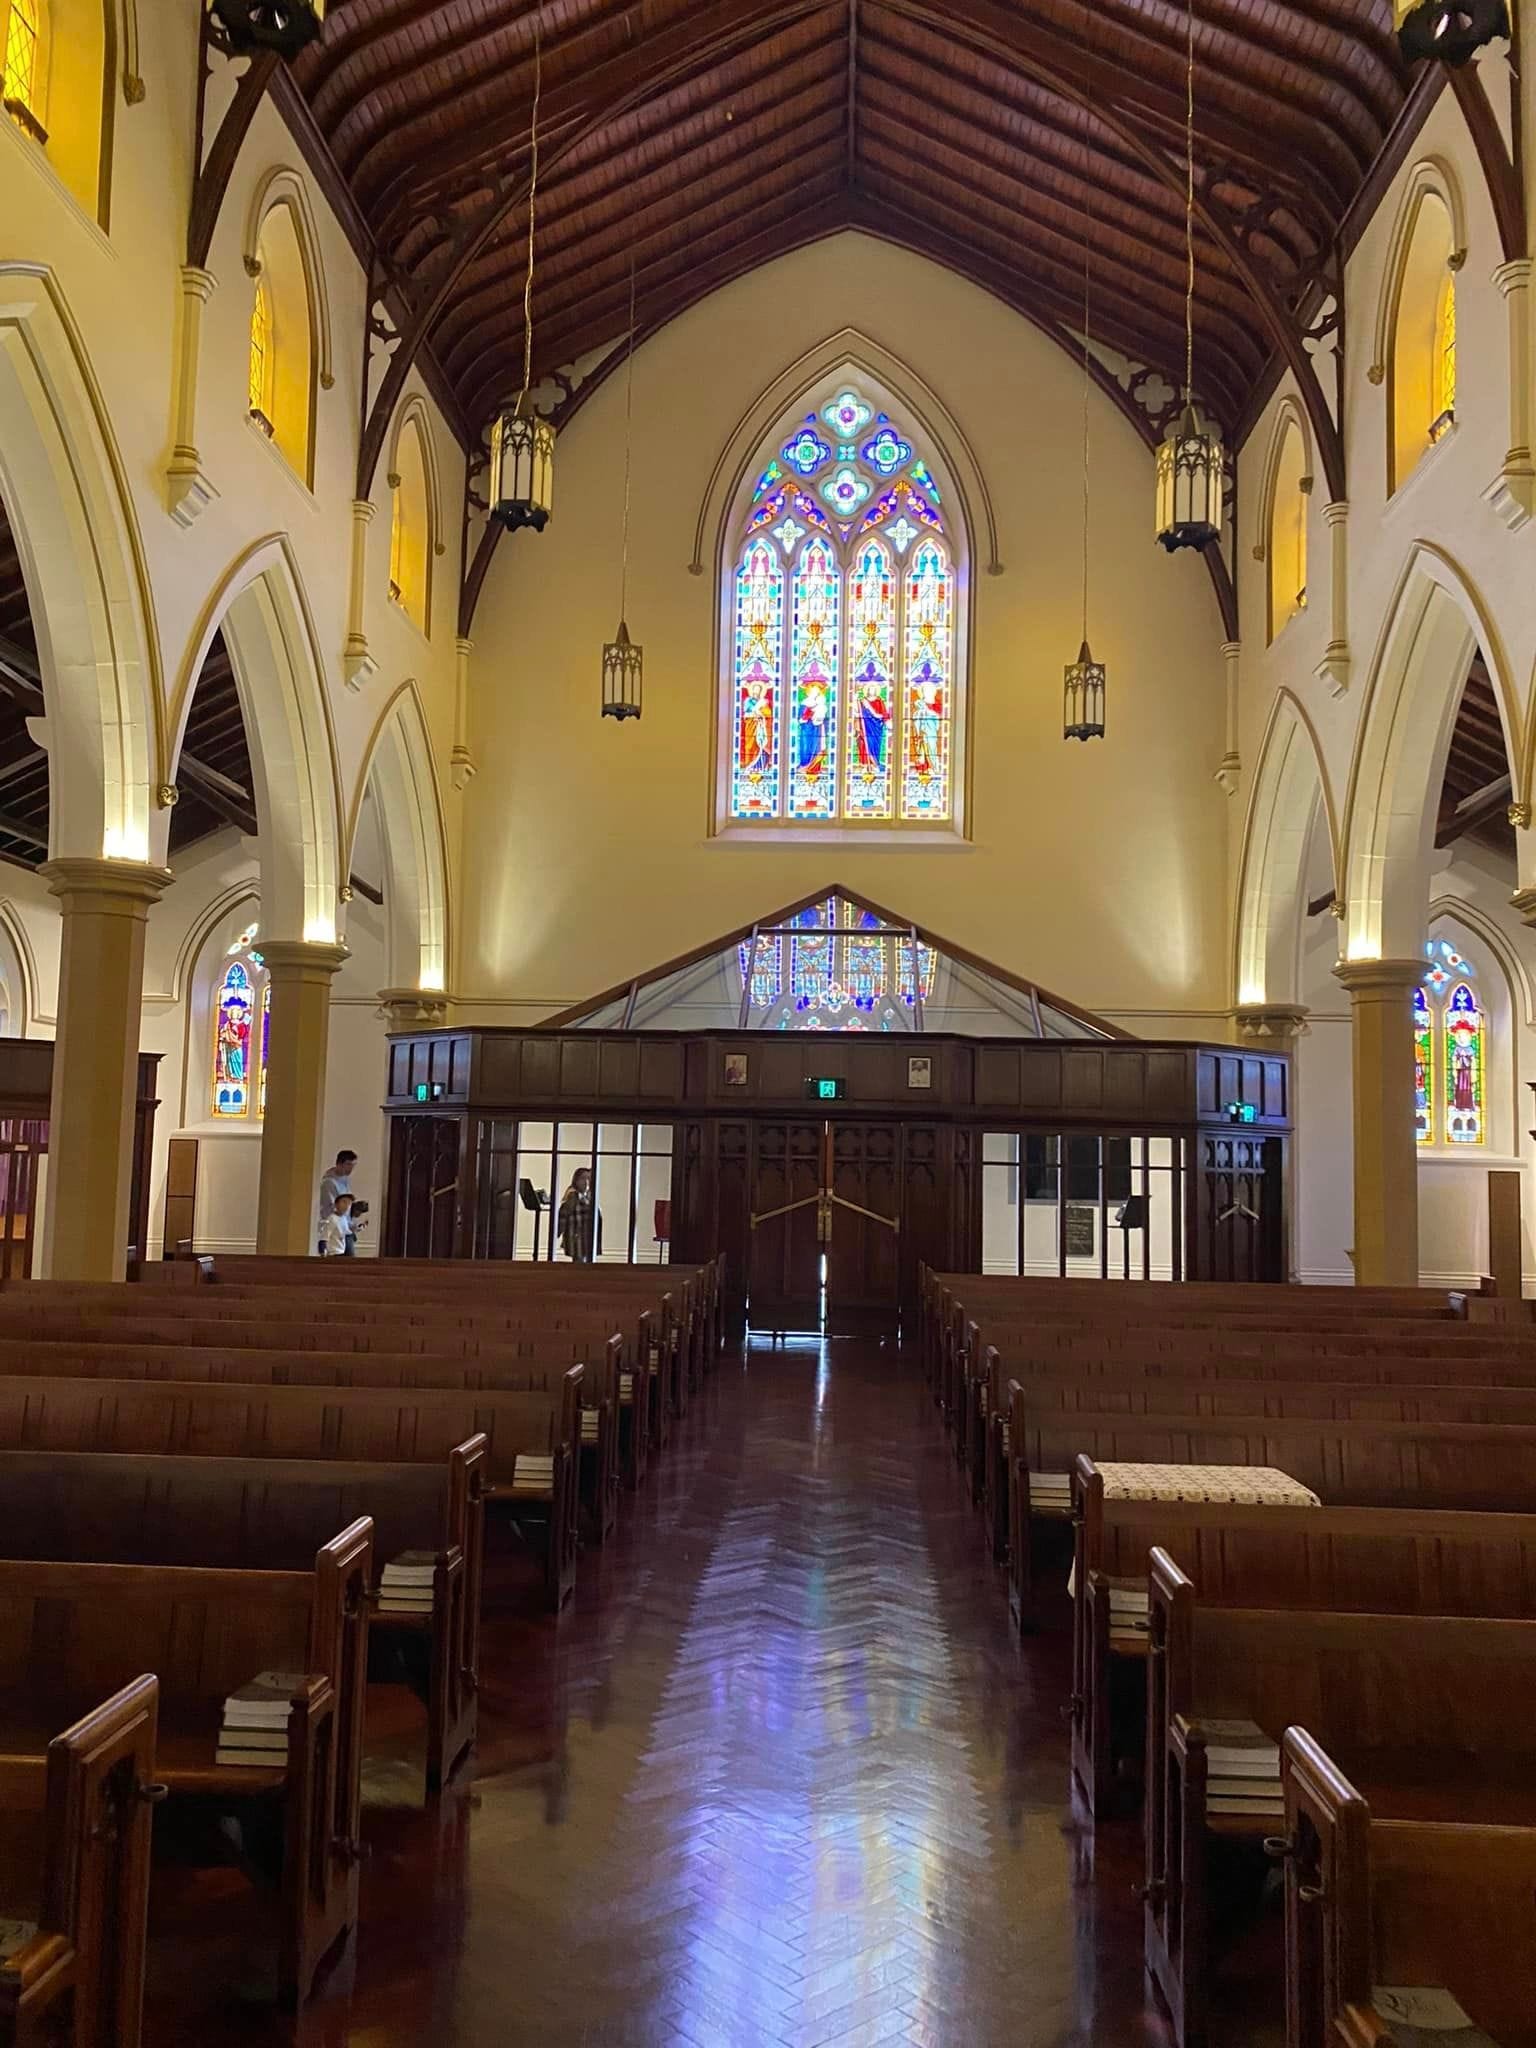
[179,264,217,302]
[377,986,449,1028]
[1322,499,1350,526]
[1493,256,1533,299]
[1234,1003,1309,1045]
[40,858,173,916]
[1332,956,1423,997]
[350,497,376,526]
[259,938,350,980]
[1511,886,1536,927]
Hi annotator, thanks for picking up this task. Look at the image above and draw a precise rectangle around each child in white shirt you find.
[319,1192,354,1257]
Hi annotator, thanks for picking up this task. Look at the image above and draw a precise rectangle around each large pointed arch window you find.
[1412,940,1485,1148]
[723,387,961,826]
[211,926,270,1121]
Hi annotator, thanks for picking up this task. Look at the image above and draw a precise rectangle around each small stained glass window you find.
[212,933,270,1121]
[1443,982,1484,1145]
[1413,985,1434,1146]
[249,278,274,432]
[3,0,45,137]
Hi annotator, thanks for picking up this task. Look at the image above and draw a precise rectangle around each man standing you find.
[318,1149,358,1257]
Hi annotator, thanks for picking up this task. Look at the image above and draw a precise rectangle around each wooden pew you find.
[1069,1461,1536,1819]
[1004,1384,1536,1626]
[0,1442,486,1793]
[0,1676,158,2048]
[1143,1548,1536,2048]
[0,1528,372,2007]
[0,1373,581,1611]
[0,1296,658,1483]
[1280,1727,1536,2048]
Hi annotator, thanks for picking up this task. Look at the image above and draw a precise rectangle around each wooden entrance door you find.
[385,1115,463,1258]
[1196,1131,1285,1282]
[746,1120,905,1328]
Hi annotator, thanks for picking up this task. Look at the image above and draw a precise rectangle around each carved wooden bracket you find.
[187,23,280,270]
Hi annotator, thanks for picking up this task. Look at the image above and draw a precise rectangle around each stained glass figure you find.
[259,982,271,1117]
[1413,984,1434,1145]
[213,962,255,1118]
[726,386,959,825]
[730,541,784,818]
[902,541,953,820]
[845,540,896,819]
[1444,982,1484,1144]
[789,541,839,818]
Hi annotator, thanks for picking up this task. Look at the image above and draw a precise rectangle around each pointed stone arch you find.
[1253,396,1313,646]
[0,264,161,862]
[1234,688,1339,1009]
[348,681,449,996]
[169,537,343,945]
[242,166,335,393]
[1342,544,1521,963]
[385,393,444,633]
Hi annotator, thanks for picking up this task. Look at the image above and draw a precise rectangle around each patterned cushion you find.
[1094,1462,1321,1507]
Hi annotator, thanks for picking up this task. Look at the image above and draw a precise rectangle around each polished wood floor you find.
[144,1330,1271,2046]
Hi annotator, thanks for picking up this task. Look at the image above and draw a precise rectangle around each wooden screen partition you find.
[160,1137,198,1261]
[380,1029,1292,1319]
[0,1043,159,1274]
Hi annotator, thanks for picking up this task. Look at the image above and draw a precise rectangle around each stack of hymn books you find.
[378,1551,437,1616]
[1198,1718,1283,1819]
[1105,1585,1150,1640]
[1371,1986,1498,2045]
[216,1673,304,1767]
[1027,1471,1073,1514]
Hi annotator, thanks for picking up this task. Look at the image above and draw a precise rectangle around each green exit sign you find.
[1225,1101,1258,1125]
[807,1077,847,1101]
[414,1082,445,1103]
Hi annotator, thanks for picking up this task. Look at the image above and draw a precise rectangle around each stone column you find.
[166,265,218,528]
[1316,501,1350,695]
[1486,258,1535,531]
[451,635,476,790]
[343,500,377,689]
[1215,640,1241,796]
[38,857,172,1280]
[1333,959,1422,1286]
[256,939,349,1255]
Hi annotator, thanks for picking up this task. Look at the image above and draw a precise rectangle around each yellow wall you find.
[459,235,1229,1027]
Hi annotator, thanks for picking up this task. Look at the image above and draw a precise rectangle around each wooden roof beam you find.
[1435,772,1514,850]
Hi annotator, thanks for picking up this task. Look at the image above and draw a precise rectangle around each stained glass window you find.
[213,963,255,1119]
[211,928,270,1121]
[3,0,44,133]
[249,278,273,429]
[1413,985,1434,1146]
[725,386,959,825]
[1443,983,1484,1144]
[1431,271,1456,444]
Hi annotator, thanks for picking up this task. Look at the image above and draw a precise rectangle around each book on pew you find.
[1197,1717,1282,1816]
[510,1454,556,1498]
[1372,1986,1499,2044]
[217,1671,307,1765]
[1028,1472,1073,1512]
[378,1550,439,1615]
[1106,1587,1149,1635]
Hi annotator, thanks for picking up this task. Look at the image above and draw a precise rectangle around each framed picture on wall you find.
[724,1053,749,1088]
[908,1056,933,1090]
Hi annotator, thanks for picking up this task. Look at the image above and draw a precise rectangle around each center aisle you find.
[162,1332,1171,2045]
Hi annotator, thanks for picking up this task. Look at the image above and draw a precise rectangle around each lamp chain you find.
[520,7,543,405]
[620,247,636,623]
[1081,172,1092,648]
[1183,0,1195,407]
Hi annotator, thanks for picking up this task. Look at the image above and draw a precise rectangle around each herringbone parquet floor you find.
[150,1330,1191,2048]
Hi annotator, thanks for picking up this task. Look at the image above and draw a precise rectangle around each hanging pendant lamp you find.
[602,252,644,722]
[1065,185,1105,742]
[1395,0,1508,64]
[207,0,325,55]
[1155,0,1224,553]
[491,11,555,533]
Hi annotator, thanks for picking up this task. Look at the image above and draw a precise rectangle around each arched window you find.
[248,202,316,484]
[248,278,274,432]
[388,415,432,633]
[723,385,962,827]
[1265,415,1309,645]
[2,0,46,140]
[1412,941,1485,1149]
[1389,191,1458,492]
[211,926,270,1121]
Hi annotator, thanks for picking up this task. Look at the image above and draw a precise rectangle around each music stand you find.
[519,1178,550,1261]
[1114,1195,1148,1280]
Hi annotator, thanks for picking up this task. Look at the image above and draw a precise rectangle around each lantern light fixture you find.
[1155,0,1225,554]
[490,11,556,534]
[1394,0,1509,64]
[1065,181,1105,742]
[601,250,644,722]
[206,0,325,56]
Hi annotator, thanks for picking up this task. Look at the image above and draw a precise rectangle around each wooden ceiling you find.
[291,1,1414,442]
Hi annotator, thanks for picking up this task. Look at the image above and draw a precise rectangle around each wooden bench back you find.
[1013,1368,1536,1426]
[1011,1397,1536,1511]
[1152,1548,1536,1764]
[1078,1468,1536,1618]
[0,1446,475,1575]
[1282,1728,1536,2048]
[926,1272,1447,1315]
[0,1374,579,1489]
